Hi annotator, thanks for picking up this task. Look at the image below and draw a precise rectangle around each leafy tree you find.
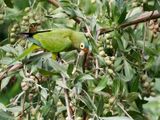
[0,0,160,120]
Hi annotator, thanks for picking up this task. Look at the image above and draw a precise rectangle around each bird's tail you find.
[18,32,35,38]
[18,30,52,46]
[18,29,52,38]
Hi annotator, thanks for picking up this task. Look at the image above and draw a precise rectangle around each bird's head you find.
[71,31,90,55]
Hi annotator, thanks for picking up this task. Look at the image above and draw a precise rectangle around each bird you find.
[16,28,90,74]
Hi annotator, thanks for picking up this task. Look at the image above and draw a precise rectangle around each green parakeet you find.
[23,28,89,55]
[15,28,89,73]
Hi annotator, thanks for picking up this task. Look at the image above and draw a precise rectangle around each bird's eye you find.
[80,43,85,49]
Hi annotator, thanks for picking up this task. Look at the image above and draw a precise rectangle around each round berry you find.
[24,7,30,12]
[99,50,106,57]
[108,69,114,75]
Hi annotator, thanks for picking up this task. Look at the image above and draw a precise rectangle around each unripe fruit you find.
[30,75,36,80]
[109,45,113,49]
[24,7,30,12]
[105,34,111,38]
[28,13,34,18]
[143,81,149,88]
[149,20,154,26]
[104,103,110,108]
[105,56,110,61]
[23,16,29,21]
[132,2,138,7]
[13,24,19,28]
[21,81,29,91]
[106,39,110,44]
[107,45,110,48]
[150,87,154,92]
[6,52,12,57]
[11,28,16,32]
[98,47,104,51]
[106,59,112,65]
[0,14,4,20]
[150,92,156,97]
[57,101,62,106]
[91,0,96,3]
[154,23,159,30]
[21,20,26,25]
[108,69,114,75]
[10,38,16,43]
[110,56,115,61]
[141,74,147,81]
[10,33,16,37]
[76,117,83,120]
[150,82,154,87]
[109,96,116,104]
[99,50,106,57]
[31,108,37,115]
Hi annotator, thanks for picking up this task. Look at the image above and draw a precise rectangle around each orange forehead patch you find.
[83,48,89,53]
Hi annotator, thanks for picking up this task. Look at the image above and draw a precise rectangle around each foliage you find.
[0,0,160,120]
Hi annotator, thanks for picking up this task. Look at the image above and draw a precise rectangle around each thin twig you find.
[95,58,99,78]
[19,92,26,119]
[117,102,134,120]
[61,74,73,120]
[142,22,147,60]
[48,0,60,7]
[99,10,160,34]
[0,63,23,81]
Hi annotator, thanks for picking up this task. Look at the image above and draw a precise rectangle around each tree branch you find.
[61,74,73,120]
[99,10,160,34]
[48,0,60,7]
[0,63,23,81]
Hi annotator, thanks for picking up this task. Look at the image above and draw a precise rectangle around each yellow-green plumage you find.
[32,28,89,53]
[13,28,89,64]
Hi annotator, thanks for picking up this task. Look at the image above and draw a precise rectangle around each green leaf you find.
[112,79,120,96]
[94,76,108,92]
[124,60,135,81]
[118,6,127,24]
[0,110,14,120]
[156,0,160,12]
[11,44,38,64]
[97,55,106,67]
[7,106,22,113]
[4,0,13,8]
[130,76,139,92]
[100,116,131,120]
[97,96,104,116]
[155,78,160,92]
[78,90,97,112]
[79,74,94,81]
[38,68,61,76]
[1,76,11,90]
[41,88,48,101]
[126,92,139,103]
[0,103,7,111]
[49,60,69,78]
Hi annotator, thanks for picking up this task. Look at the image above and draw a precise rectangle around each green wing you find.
[33,29,73,53]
